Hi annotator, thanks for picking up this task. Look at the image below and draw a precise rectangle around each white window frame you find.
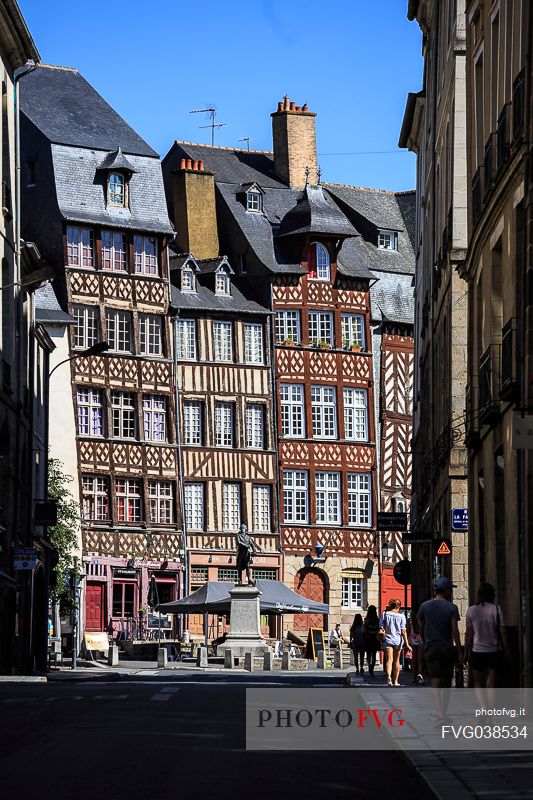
[341,314,365,350]
[139,314,163,356]
[378,230,398,251]
[82,475,109,521]
[310,242,331,281]
[77,388,104,436]
[176,318,196,360]
[115,478,142,523]
[133,235,158,275]
[252,485,271,532]
[73,305,98,350]
[149,481,174,524]
[275,310,300,344]
[244,323,264,364]
[184,483,204,530]
[102,230,128,271]
[283,470,308,524]
[181,268,195,292]
[111,391,136,439]
[213,321,232,361]
[315,471,341,525]
[347,473,372,527]
[341,576,365,609]
[311,385,337,439]
[183,400,202,446]
[215,402,234,447]
[215,271,230,295]
[308,311,334,347]
[143,395,167,442]
[223,483,241,531]
[280,384,305,438]
[106,309,132,353]
[246,190,262,212]
[108,172,126,207]
[245,404,264,449]
[343,388,368,441]
[67,226,94,267]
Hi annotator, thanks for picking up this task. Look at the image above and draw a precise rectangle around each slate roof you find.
[170,270,270,316]
[34,281,74,325]
[164,142,285,188]
[98,147,137,173]
[278,185,357,238]
[370,270,415,324]
[20,65,157,157]
[51,144,173,234]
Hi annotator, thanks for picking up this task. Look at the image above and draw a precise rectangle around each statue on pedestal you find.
[235,523,261,585]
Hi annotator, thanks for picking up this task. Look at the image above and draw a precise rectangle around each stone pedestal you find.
[218,585,269,659]
[196,646,208,667]
[108,645,119,667]
[157,647,167,668]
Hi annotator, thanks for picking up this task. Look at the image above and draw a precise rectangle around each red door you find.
[293,568,327,632]
[85,582,105,631]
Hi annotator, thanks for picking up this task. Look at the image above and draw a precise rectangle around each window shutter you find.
[307,243,317,279]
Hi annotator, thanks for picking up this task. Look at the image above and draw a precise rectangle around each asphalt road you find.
[0,673,432,800]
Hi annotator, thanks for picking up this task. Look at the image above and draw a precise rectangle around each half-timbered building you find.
[20,65,178,641]
[163,97,415,630]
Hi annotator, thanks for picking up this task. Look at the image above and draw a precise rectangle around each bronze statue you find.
[236,523,260,585]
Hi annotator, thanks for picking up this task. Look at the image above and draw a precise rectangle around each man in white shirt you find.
[330,624,347,648]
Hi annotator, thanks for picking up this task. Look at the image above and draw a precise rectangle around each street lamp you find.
[49,341,110,377]
[381,539,395,563]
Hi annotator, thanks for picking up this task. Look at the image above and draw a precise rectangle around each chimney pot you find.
[277,101,283,112]
[283,95,290,111]
[193,160,199,171]
[295,105,302,112]
[199,160,205,171]
[290,101,296,111]
[302,103,308,112]
[186,158,193,170]
[179,158,186,170]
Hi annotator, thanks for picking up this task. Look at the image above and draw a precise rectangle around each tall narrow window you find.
[275,310,300,344]
[308,242,331,280]
[143,395,167,442]
[244,323,264,364]
[213,321,232,361]
[315,472,341,524]
[215,402,234,447]
[245,404,264,448]
[133,235,158,275]
[280,384,305,438]
[139,314,163,356]
[176,318,196,360]
[311,385,337,438]
[184,483,204,530]
[73,305,98,350]
[308,311,334,346]
[283,470,308,523]
[149,481,174,524]
[181,268,195,292]
[82,475,109,521]
[111,391,136,439]
[183,400,202,445]
[341,314,365,350]
[67,226,94,267]
[223,483,241,531]
[115,478,142,522]
[347,473,371,526]
[252,485,271,532]
[102,230,127,271]
[246,190,262,212]
[108,172,126,207]
[341,575,365,609]
[77,388,104,436]
[215,272,230,295]
[106,309,132,353]
[343,388,368,441]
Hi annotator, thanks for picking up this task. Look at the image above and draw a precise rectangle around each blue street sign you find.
[452,508,468,531]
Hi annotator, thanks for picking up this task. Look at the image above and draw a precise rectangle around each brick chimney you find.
[171,158,219,259]
[271,96,318,189]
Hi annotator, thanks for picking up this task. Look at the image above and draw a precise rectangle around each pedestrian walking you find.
[363,605,380,676]
[464,582,506,692]
[379,599,411,686]
[407,606,424,685]
[350,613,365,674]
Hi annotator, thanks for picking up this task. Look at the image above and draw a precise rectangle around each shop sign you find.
[34,501,57,526]
[377,512,408,531]
[402,531,433,545]
[113,568,137,578]
[14,548,38,570]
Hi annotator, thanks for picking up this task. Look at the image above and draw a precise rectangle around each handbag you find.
[377,614,387,644]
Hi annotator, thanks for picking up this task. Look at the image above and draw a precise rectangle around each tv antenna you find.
[238,137,255,151]
[189,106,227,146]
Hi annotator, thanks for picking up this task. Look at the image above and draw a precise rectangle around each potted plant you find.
[318,339,331,350]
[283,336,296,346]
[139,605,148,618]
[349,342,362,352]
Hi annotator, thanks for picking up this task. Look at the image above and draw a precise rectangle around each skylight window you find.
[378,230,398,251]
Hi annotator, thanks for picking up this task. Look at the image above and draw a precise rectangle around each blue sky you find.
[19,0,422,191]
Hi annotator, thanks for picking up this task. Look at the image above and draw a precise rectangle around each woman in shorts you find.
[465,582,505,690]
[379,598,412,686]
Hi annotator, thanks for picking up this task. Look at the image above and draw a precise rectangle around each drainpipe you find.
[172,313,190,602]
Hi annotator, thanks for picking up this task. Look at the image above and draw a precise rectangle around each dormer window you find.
[215,271,230,295]
[108,172,126,207]
[308,242,330,281]
[181,267,196,293]
[378,230,398,250]
[246,189,262,212]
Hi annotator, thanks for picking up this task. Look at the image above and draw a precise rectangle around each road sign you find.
[377,512,408,531]
[434,538,452,557]
[393,559,412,586]
[402,531,433,545]
[452,508,468,531]
[13,548,38,570]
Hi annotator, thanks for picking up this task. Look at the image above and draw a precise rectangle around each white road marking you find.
[150,687,181,701]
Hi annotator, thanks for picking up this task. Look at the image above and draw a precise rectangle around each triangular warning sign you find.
[437,541,451,556]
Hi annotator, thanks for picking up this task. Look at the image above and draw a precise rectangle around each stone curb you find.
[0,675,47,682]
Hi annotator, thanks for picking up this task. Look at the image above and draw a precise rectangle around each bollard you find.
[157,647,168,669]
[196,646,208,667]
[224,649,234,669]
[281,651,292,670]
[244,652,253,672]
[317,650,326,669]
[107,644,119,667]
[334,648,343,669]
[263,651,274,671]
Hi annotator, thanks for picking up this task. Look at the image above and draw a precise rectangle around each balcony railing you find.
[479,345,501,425]
[500,318,519,401]
[497,104,511,170]
[465,383,480,448]
[512,69,525,140]
[472,167,483,227]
